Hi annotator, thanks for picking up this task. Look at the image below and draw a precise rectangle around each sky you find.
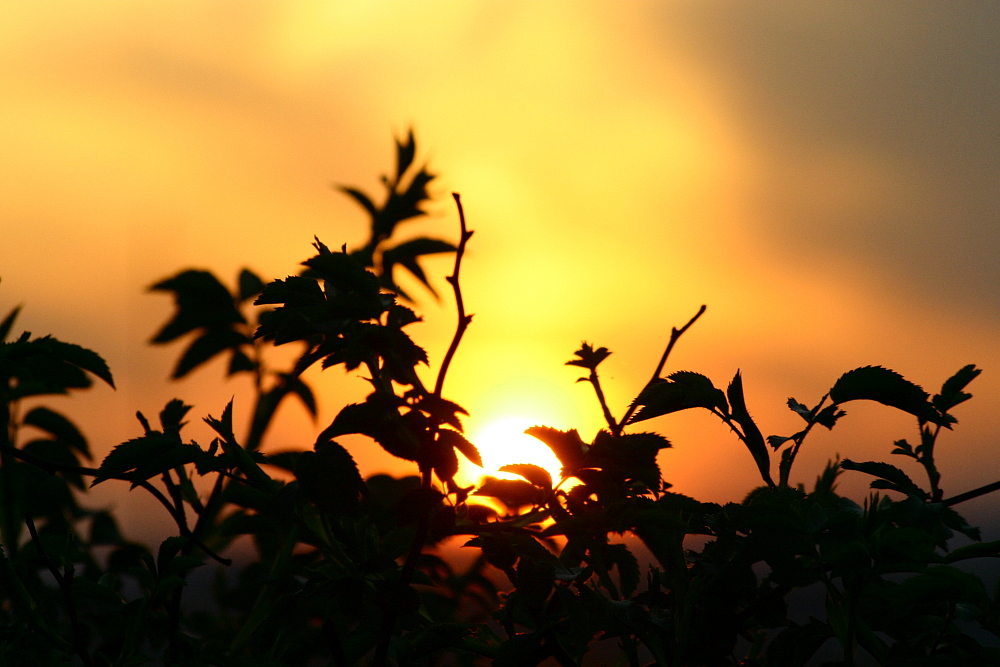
[2,2,1000,541]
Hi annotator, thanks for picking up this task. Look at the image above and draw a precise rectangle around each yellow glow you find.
[464,415,563,486]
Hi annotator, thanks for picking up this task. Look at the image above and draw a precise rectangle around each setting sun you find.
[462,414,564,486]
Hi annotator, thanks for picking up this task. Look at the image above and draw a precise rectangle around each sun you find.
[460,415,565,486]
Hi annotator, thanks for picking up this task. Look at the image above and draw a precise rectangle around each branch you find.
[433,192,475,399]
[619,305,706,430]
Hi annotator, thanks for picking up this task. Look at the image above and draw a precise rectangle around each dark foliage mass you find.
[2,134,999,666]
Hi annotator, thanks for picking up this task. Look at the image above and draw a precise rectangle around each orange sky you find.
[3,2,1000,541]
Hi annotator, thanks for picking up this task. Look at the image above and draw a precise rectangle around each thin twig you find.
[433,193,475,399]
[619,305,707,431]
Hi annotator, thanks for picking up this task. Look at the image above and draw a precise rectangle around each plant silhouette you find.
[2,133,999,666]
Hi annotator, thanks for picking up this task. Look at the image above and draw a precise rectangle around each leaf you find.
[627,371,728,424]
[320,394,420,462]
[565,342,611,371]
[339,186,379,220]
[227,349,255,375]
[607,543,640,597]
[172,329,249,379]
[474,477,544,509]
[587,431,670,489]
[395,128,417,180]
[830,366,942,424]
[499,464,552,490]
[150,270,244,343]
[22,406,89,459]
[0,305,21,343]
[438,428,481,467]
[841,459,928,499]
[381,238,457,298]
[786,398,813,422]
[254,275,324,308]
[814,404,846,429]
[92,432,203,488]
[237,268,266,302]
[933,364,981,414]
[727,371,774,487]
[294,439,367,513]
[524,426,588,476]
[158,399,191,436]
[286,376,317,417]
[43,338,115,389]
[205,401,273,489]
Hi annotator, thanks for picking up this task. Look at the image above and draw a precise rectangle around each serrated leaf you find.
[525,426,588,476]
[933,364,981,414]
[294,439,366,513]
[44,338,115,389]
[254,275,324,307]
[627,371,728,424]
[830,366,941,424]
[93,433,203,488]
[173,328,249,379]
[727,371,774,487]
[587,431,669,489]
[438,428,481,467]
[499,464,552,490]
[841,459,928,499]
[23,406,89,459]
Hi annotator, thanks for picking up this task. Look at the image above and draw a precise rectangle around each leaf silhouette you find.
[830,366,942,424]
[499,464,552,490]
[524,426,588,476]
[727,371,774,487]
[627,371,727,425]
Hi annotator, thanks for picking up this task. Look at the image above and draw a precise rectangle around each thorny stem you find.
[618,305,706,432]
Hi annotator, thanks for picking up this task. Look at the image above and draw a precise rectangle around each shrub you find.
[2,133,999,666]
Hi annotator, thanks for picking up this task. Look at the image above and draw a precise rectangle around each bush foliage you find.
[2,134,999,666]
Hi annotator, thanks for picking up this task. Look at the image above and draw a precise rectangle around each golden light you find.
[465,415,563,486]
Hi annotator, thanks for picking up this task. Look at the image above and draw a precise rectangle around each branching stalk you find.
[619,305,706,431]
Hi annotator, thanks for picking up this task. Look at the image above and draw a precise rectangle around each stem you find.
[780,394,829,486]
[619,305,706,431]
[588,368,618,434]
[25,514,93,667]
[433,193,474,399]
[942,479,1000,507]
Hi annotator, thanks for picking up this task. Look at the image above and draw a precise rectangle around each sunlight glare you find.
[465,415,564,486]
